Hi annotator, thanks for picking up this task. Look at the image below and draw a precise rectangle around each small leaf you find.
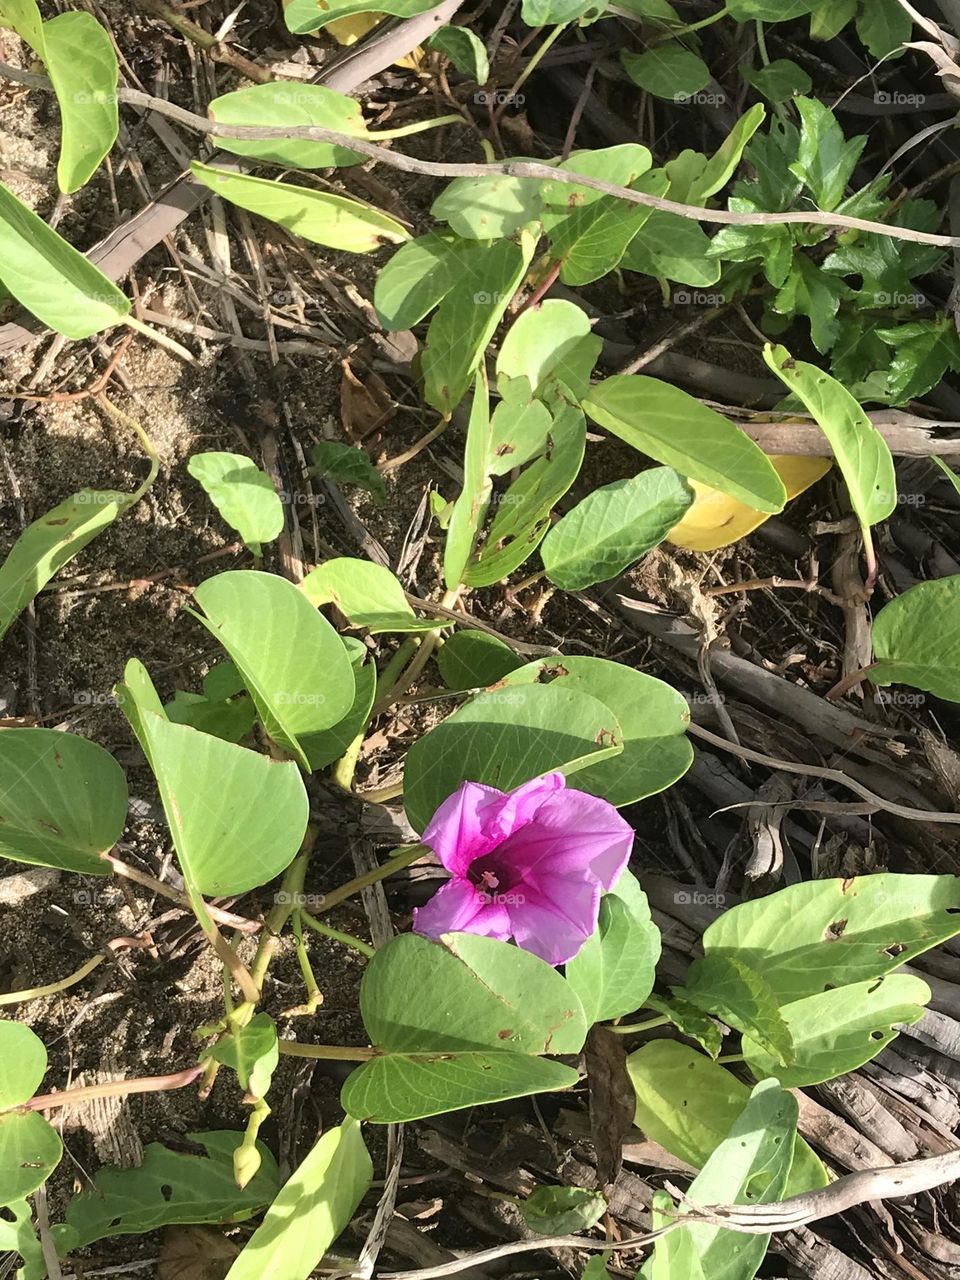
[643,993,723,1058]
[550,170,669,287]
[54,1132,280,1255]
[743,974,930,1087]
[622,210,721,286]
[207,83,366,169]
[727,0,821,19]
[443,372,492,590]
[856,0,910,58]
[583,375,787,512]
[744,58,812,101]
[187,453,284,555]
[681,954,793,1066]
[771,254,851,353]
[190,571,356,768]
[374,231,460,329]
[427,25,490,82]
[0,728,127,875]
[301,558,443,633]
[542,467,693,590]
[115,660,309,896]
[763,343,896,528]
[402,681,624,832]
[208,1014,279,1100]
[0,1199,43,1276]
[432,171,543,241]
[871,577,960,700]
[436,631,524,691]
[224,1120,372,1280]
[0,488,130,640]
[283,0,436,36]
[0,1021,48,1108]
[566,888,661,1024]
[44,11,119,193]
[521,1186,606,1235]
[190,162,410,253]
[621,45,710,100]
[496,299,601,402]
[789,97,866,211]
[0,1022,62,1204]
[0,179,129,337]
[312,441,386,502]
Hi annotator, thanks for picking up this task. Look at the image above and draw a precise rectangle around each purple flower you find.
[412,773,634,966]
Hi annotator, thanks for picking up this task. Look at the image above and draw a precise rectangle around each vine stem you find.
[100,852,259,931]
[249,826,318,994]
[0,953,106,1006]
[313,844,427,915]
[19,1065,205,1114]
[300,913,376,958]
[93,394,160,504]
[370,588,461,718]
[495,22,569,121]
[824,663,877,702]
[278,1042,376,1061]
[608,1015,671,1035]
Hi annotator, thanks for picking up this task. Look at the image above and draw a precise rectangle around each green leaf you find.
[496,299,601,401]
[0,179,130,337]
[550,171,669,287]
[0,728,126,875]
[165,687,256,744]
[423,232,535,414]
[744,58,812,101]
[0,0,45,52]
[876,319,960,404]
[763,343,897,526]
[342,932,586,1122]
[871,577,960,699]
[207,83,366,169]
[541,144,652,211]
[53,1131,280,1254]
[622,210,721,286]
[522,0,605,19]
[583,375,787,512]
[374,231,460,328]
[432,170,543,240]
[299,646,376,772]
[284,0,435,34]
[727,0,820,18]
[789,98,866,211]
[0,1199,43,1275]
[0,488,132,640]
[641,1080,798,1280]
[681,955,793,1066]
[437,631,524,691]
[647,1190,706,1280]
[190,162,410,253]
[709,211,794,288]
[856,0,910,58]
[771,254,851,352]
[744,975,929,1087]
[191,571,356,768]
[626,1041,828,1196]
[810,0,856,38]
[566,889,661,1024]
[187,452,284,555]
[521,1186,607,1235]
[301,558,443,634]
[209,1014,279,1099]
[115,659,309,896]
[542,467,693,590]
[225,1119,372,1280]
[427,25,490,82]
[703,873,960,1002]
[444,373,492,589]
[621,45,710,100]
[0,1022,62,1205]
[685,104,766,204]
[402,681,624,833]
[501,655,693,806]
[312,440,386,502]
[644,993,723,1058]
[44,11,118,193]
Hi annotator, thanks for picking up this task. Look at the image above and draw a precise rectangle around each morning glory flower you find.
[412,772,634,966]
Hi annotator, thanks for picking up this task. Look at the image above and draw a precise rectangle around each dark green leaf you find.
[521,1186,606,1235]
[871,577,960,699]
[437,630,524,691]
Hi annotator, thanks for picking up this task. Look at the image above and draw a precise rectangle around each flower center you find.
[468,851,522,898]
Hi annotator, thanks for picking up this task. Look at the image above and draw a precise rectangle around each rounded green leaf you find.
[621,46,711,100]
[521,1186,606,1235]
[190,163,410,253]
[871,577,960,700]
[0,728,127,875]
[301,559,442,634]
[744,58,812,102]
[284,0,435,34]
[115,660,309,896]
[208,83,366,169]
[541,468,694,590]
[373,232,459,330]
[502,657,692,806]
[566,886,661,1025]
[626,1041,827,1196]
[209,1013,279,1100]
[191,571,355,769]
[44,11,118,194]
[763,343,896,527]
[583,375,787,513]
[402,681,624,832]
[188,453,284,554]
[0,1022,48,1108]
[496,299,601,401]
[432,170,543,240]
[0,1111,62,1204]
[743,974,930,1087]
[702,873,960,1003]
[437,631,524,691]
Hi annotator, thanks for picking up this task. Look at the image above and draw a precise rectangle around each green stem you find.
[608,1015,671,1035]
[755,19,771,68]
[373,114,465,140]
[0,953,106,1006]
[189,884,260,1005]
[300,913,376,958]
[668,5,730,37]
[278,1042,376,1061]
[315,844,426,915]
[717,1053,746,1064]
[498,23,568,116]
[95,394,160,505]
[289,910,324,1014]
[370,588,461,717]
[249,830,315,993]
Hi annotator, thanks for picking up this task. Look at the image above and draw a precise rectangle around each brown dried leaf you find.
[159,1226,239,1280]
[585,1025,635,1192]
[340,358,397,442]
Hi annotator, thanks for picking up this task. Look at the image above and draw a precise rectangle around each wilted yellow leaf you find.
[326,13,421,69]
[666,454,832,552]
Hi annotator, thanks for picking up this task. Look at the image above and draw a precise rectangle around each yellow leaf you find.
[666,454,832,552]
[326,12,422,69]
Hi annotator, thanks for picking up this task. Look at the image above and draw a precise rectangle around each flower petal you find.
[420,780,507,875]
[412,877,512,942]
[494,786,634,892]
[507,877,602,966]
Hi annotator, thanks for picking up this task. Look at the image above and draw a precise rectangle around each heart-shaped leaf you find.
[191,571,355,769]
[342,932,586,1122]
[702,873,960,1003]
[115,660,309,896]
[187,453,284,556]
[583,376,787,512]
[870,576,960,700]
[437,631,524,691]
[0,728,127,875]
[402,681,624,832]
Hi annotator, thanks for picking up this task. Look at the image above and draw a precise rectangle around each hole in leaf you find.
[0,1207,15,1223]
[160,1184,174,1201]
